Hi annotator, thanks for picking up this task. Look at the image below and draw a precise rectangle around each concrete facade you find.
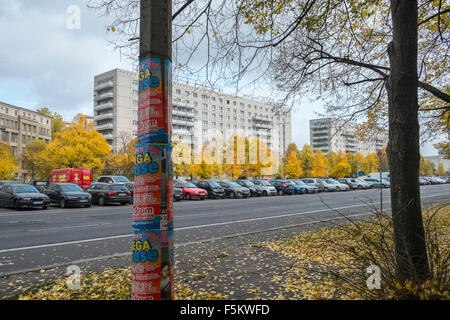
[310,118,388,156]
[93,68,292,163]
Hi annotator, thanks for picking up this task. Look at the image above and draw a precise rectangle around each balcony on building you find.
[253,121,272,130]
[95,122,114,131]
[95,112,114,121]
[94,81,114,91]
[95,91,114,100]
[173,101,195,111]
[173,118,195,127]
[95,102,114,111]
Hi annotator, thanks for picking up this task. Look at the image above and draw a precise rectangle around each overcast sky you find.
[0,0,439,156]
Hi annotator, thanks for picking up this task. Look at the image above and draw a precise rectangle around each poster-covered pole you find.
[132,0,174,300]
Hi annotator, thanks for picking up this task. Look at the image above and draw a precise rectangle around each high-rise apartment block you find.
[310,118,388,156]
[93,69,292,163]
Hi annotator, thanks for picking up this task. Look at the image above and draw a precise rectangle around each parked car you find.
[173,186,183,201]
[325,179,350,191]
[234,180,263,197]
[251,179,277,196]
[193,180,225,199]
[270,180,294,195]
[0,180,20,186]
[86,183,131,205]
[217,180,250,199]
[355,178,373,188]
[318,179,338,192]
[97,175,130,184]
[44,183,92,208]
[339,178,371,190]
[0,184,50,210]
[293,179,318,193]
[124,182,134,204]
[29,180,49,193]
[287,180,305,194]
[302,178,325,192]
[362,178,383,188]
[50,168,93,190]
[368,172,390,180]
[174,181,208,200]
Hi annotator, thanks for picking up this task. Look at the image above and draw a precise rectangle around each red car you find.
[174,181,208,200]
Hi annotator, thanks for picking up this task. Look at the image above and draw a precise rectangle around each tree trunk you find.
[386,0,429,282]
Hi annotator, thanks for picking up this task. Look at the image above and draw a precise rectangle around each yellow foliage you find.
[0,143,18,179]
[42,123,111,178]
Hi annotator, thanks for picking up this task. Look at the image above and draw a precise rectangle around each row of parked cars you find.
[173,176,386,200]
[1,173,448,210]
[0,177,134,210]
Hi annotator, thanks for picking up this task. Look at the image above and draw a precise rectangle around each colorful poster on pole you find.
[138,58,171,144]
[132,143,174,300]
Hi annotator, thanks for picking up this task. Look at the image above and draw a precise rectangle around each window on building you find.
[176,89,181,94]
[193,93,198,97]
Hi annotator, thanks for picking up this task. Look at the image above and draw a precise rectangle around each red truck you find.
[49,168,93,190]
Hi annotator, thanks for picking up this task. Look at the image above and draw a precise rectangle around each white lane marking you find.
[27,223,112,232]
[0,192,448,254]
[0,234,131,254]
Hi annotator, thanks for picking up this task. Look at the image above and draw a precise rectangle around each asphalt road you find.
[0,184,449,277]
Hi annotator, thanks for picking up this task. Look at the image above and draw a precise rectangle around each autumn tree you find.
[299,144,314,178]
[326,151,337,176]
[42,122,111,178]
[285,150,302,178]
[312,149,327,177]
[0,144,18,179]
[21,140,48,180]
[103,136,136,178]
[330,158,352,178]
[436,163,446,176]
[366,153,380,174]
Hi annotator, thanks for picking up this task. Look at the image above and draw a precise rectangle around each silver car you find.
[252,179,277,196]
[317,179,338,192]
[339,178,369,190]
[302,178,325,192]
[325,179,350,191]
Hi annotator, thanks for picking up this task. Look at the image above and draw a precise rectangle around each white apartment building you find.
[93,69,292,164]
[310,118,388,156]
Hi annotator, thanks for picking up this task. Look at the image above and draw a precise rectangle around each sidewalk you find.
[0,217,358,300]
